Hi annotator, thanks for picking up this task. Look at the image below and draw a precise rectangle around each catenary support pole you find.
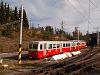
[61,21,64,40]
[18,4,23,64]
[97,28,99,47]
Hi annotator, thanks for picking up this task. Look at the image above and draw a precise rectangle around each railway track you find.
[32,48,100,75]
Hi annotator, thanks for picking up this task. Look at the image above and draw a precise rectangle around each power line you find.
[77,0,88,17]
[96,0,99,7]
[77,0,90,33]
[89,0,100,11]
[76,0,97,28]
[65,0,85,20]
[65,0,95,28]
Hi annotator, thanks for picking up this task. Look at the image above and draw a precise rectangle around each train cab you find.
[28,41,42,58]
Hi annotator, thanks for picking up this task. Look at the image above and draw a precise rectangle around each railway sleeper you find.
[46,68,69,75]
[33,48,99,75]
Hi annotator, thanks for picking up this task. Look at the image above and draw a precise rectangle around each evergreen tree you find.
[11,7,18,21]
[0,2,1,23]
[0,1,5,23]
[45,26,53,34]
[4,3,7,21]
[19,8,29,28]
[14,7,19,21]
[5,3,11,22]
[6,4,11,22]
[23,9,29,28]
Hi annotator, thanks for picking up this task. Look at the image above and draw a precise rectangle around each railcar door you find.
[44,43,47,55]
[60,43,62,53]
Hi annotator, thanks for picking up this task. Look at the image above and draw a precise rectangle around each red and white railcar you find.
[28,40,86,59]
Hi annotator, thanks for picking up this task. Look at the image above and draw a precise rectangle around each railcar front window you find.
[33,44,38,50]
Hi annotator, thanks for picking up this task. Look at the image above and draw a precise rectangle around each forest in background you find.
[0,1,85,52]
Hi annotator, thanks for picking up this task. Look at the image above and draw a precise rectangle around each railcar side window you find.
[77,43,80,45]
[48,44,52,49]
[29,44,32,49]
[53,44,56,48]
[57,44,60,48]
[63,43,65,47]
[66,43,67,47]
[40,44,42,50]
[68,43,70,46]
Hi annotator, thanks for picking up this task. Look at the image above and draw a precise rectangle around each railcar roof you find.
[70,40,86,42]
[29,41,73,43]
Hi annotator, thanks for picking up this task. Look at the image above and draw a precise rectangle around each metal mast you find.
[97,28,99,47]
[88,0,90,34]
[61,21,64,40]
[18,4,23,64]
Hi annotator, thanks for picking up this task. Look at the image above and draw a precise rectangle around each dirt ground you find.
[0,48,100,75]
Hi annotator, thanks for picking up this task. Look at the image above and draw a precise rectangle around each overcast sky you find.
[3,0,100,35]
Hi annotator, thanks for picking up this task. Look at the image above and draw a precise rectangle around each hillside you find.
[0,28,68,53]
[0,29,31,52]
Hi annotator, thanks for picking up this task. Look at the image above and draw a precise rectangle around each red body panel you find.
[29,50,44,58]
[62,47,70,52]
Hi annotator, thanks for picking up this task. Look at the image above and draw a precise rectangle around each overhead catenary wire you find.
[77,0,91,32]
[77,0,88,17]
[96,0,99,7]
[72,0,100,27]
[89,0,100,11]
[65,0,86,20]
[65,0,95,28]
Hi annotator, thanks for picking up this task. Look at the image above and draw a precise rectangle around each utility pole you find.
[76,27,80,50]
[88,0,90,34]
[78,29,79,43]
[76,27,79,42]
[61,21,64,40]
[18,4,23,64]
[97,28,99,47]
[29,18,31,29]
[38,24,39,30]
